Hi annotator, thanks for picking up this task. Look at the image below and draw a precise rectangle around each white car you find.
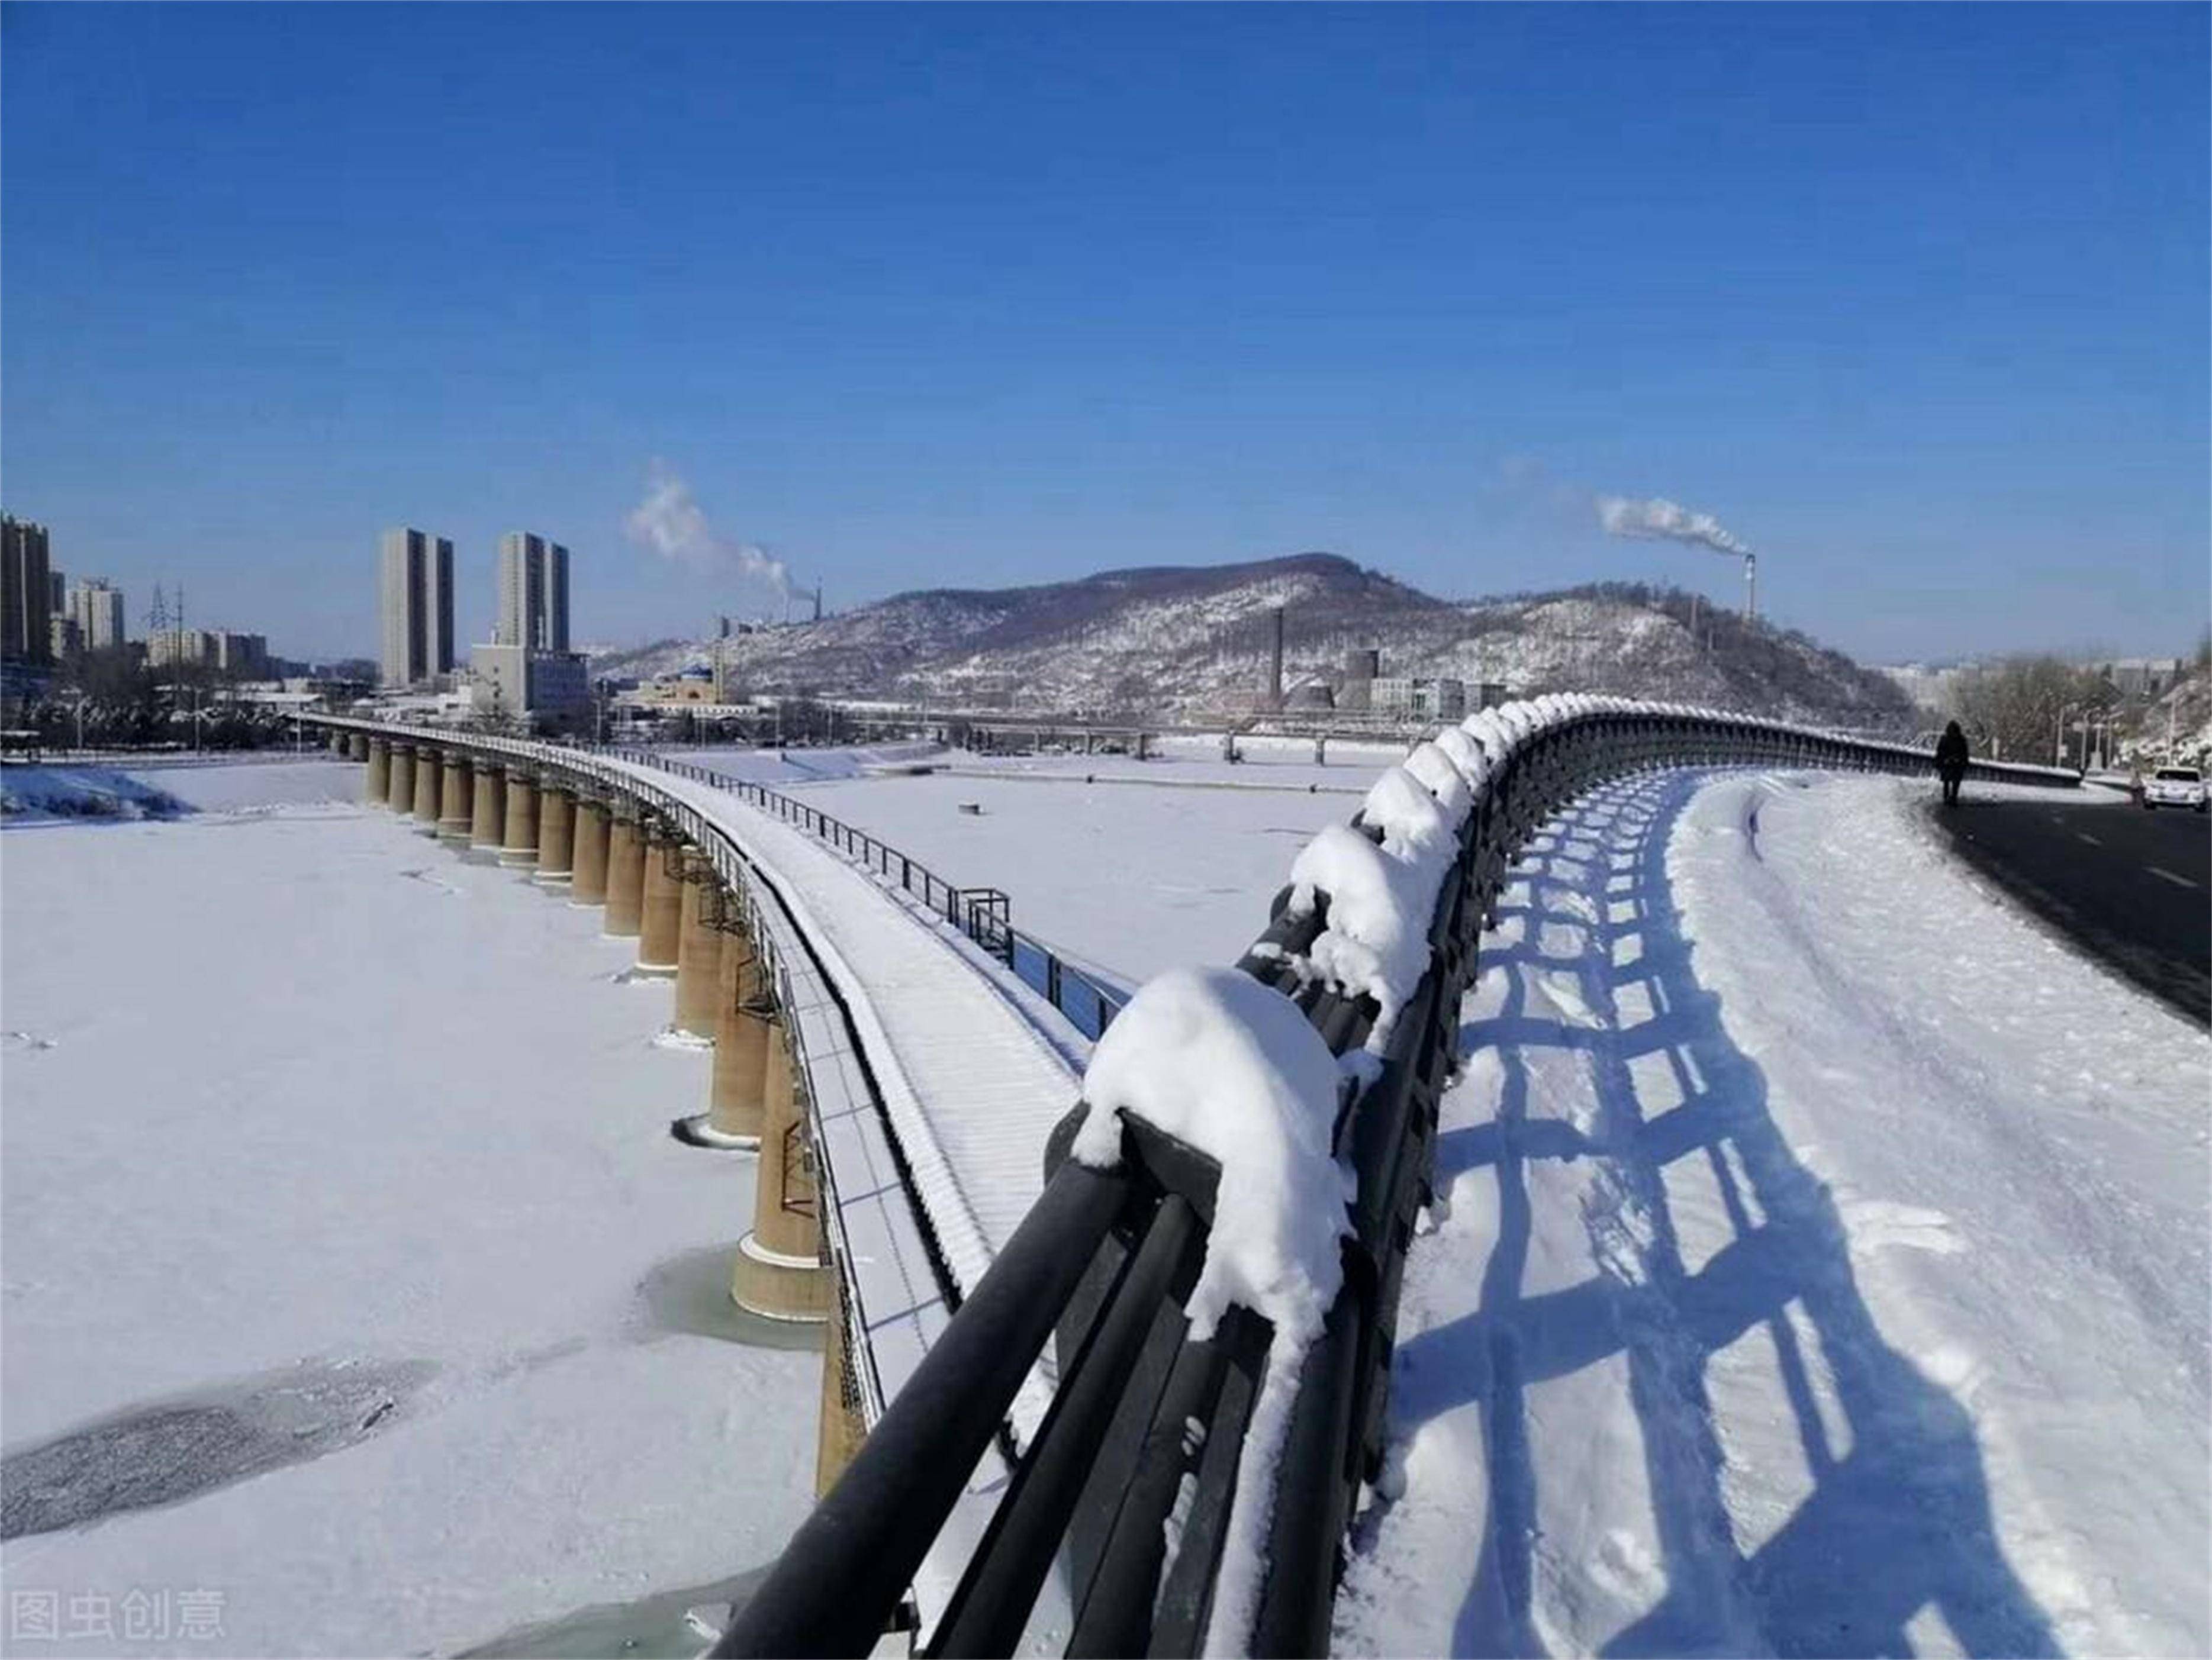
[2140,766,2208,811]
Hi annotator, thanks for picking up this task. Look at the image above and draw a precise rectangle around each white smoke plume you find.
[624,462,791,596]
[1596,494,1750,557]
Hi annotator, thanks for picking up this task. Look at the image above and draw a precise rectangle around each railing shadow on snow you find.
[1373,769,2057,1658]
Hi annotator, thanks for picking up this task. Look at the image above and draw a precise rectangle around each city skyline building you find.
[497,532,569,653]
[2,515,55,668]
[379,527,455,689]
[469,641,590,732]
[67,578,127,652]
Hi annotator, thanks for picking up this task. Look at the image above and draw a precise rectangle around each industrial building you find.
[1368,676,1467,721]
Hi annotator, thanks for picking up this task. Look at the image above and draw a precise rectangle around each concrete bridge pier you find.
[1314,735,1328,765]
[635,829,683,974]
[438,756,474,842]
[387,744,416,813]
[730,1017,830,1322]
[603,810,646,937]
[672,852,724,1037]
[411,744,442,831]
[1136,731,1151,761]
[500,771,540,868]
[536,787,575,888]
[570,799,610,907]
[349,733,369,763]
[469,762,506,861]
[365,739,390,804]
[704,924,770,1146]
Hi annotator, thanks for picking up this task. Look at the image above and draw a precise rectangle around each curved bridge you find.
[303,706,2074,1656]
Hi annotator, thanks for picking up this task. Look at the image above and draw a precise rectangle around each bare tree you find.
[1945,656,2118,765]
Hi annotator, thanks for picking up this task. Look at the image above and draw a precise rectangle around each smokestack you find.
[814,584,823,624]
[1596,493,1759,624]
[1267,605,1284,710]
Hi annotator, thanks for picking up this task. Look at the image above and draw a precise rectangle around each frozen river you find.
[1,768,819,1655]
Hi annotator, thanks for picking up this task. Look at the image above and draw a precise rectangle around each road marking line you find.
[2076,831,2102,847]
[2147,866,2200,890]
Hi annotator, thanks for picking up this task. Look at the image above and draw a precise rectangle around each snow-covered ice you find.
[1,781,820,1655]
[700,751,1357,988]
[2,758,365,820]
[1332,767,2210,1656]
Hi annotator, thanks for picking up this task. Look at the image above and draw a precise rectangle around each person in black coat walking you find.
[1935,720,1970,807]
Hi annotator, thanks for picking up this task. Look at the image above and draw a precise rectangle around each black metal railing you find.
[713,702,2077,1658]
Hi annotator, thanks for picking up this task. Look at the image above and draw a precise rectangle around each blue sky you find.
[5,4,2205,664]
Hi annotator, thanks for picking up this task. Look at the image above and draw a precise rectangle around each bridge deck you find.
[619,760,1083,1413]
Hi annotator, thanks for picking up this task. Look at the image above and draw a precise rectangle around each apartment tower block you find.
[379,527,455,688]
[497,532,569,652]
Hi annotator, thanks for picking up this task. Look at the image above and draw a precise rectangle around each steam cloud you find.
[1596,494,1750,557]
[624,462,791,596]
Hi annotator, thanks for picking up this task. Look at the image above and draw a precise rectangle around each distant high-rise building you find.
[49,569,66,617]
[148,627,217,668]
[211,630,269,678]
[67,579,127,652]
[2,515,54,668]
[380,528,455,688]
[497,533,569,652]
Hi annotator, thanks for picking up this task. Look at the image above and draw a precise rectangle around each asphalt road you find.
[1936,788,2210,1026]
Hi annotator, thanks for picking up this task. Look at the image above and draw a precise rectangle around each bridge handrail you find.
[710,694,2075,1656]
[611,746,1128,1039]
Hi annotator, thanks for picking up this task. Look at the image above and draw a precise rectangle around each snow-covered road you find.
[1334,769,2209,1656]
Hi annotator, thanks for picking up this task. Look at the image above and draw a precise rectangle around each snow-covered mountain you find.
[595,553,1914,731]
